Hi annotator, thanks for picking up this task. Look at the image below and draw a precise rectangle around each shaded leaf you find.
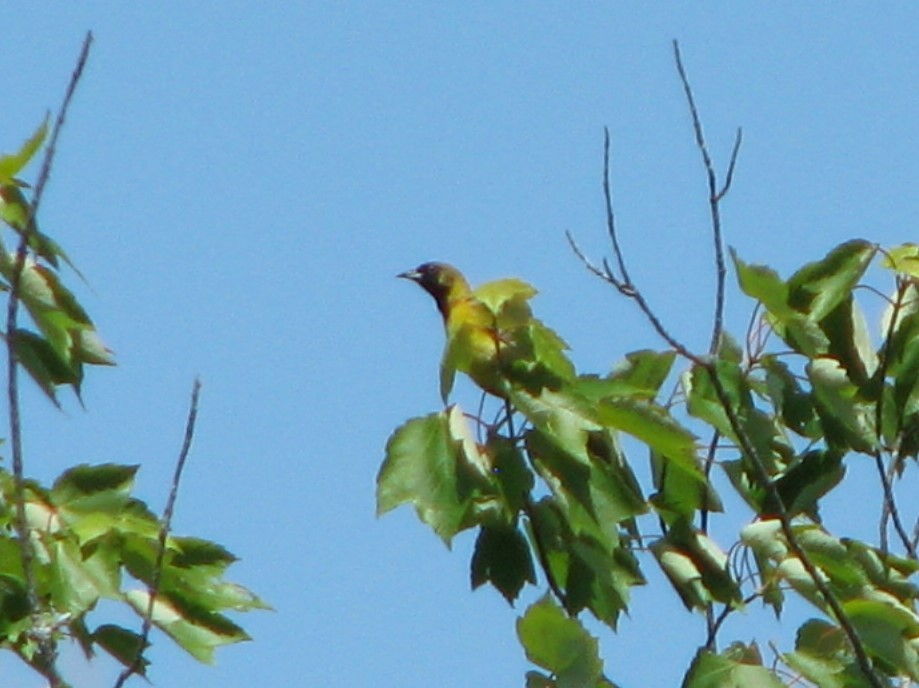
[471,525,535,604]
[93,624,148,675]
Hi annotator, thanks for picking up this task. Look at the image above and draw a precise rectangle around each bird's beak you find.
[397,269,421,281]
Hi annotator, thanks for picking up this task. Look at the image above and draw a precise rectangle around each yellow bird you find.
[398,262,509,400]
[399,261,575,403]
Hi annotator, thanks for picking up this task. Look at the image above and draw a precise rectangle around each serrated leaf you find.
[844,597,919,680]
[732,250,795,320]
[683,644,784,688]
[376,410,484,545]
[651,522,741,611]
[576,350,676,402]
[596,397,703,482]
[884,244,919,278]
[52,464,138,512]
[517,596,605,688]
[49,538,121,613]
[93,624,149,674]
[808,358,876,453]
[9,328,77,404]
[0,119,48,183]
[786,240,876,321]
[474,278,538,326]
[649,449,722,521]
[471,525,535,604]
[125,590,249,664]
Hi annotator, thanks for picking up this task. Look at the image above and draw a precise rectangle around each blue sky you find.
[2,4,918,687]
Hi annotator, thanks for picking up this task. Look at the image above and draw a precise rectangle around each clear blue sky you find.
[3,4,918,687]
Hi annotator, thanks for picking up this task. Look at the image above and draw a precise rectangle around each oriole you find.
[399,262,508,400]
[400,261,576,404]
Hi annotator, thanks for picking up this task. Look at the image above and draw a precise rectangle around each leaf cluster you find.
[379,240,919,686]
[0,124,268,684]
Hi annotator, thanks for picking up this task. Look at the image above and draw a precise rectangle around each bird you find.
[398,262,508,400]
[398,262,573,402]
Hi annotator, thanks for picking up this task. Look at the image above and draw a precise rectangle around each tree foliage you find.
[379,44,919,688]
[0,37,266,687]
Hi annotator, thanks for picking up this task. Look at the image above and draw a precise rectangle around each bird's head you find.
[398,262,470,321]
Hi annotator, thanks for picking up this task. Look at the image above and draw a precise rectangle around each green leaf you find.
[474,278,538,326]
[651,522,741,611]
[377,408,490,545]
[523,499,643,629]
[731,249,830,356]
[588,349,677,400]
[768,449,845,520]
[844,597,919,680]
[93,624,149,675]
[52,464,138,513]
[49,538,121,613]
[784,619,870,688]
[820,296,878,390]
[808,358,877,453]
[526,427,645,549]
[471,525,535,604]
[761,356,821,438]
[649,449,722,522]
[517,596,606,688]
[0,119,49,183]
[171,537,239,570]
[786,239,876,322]
[883,243,919,278]
[512,387,601,460]
[125,590,249,664]
[9,328,77,404]
[683,643,784,688]
[488,435,534,517]
[596,397,703,482]
[732,250,794,320]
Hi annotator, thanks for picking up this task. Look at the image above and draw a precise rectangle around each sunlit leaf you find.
[376,411,473,545]
[596,397,702,482]
[808,358,876,453]
[125,590,249,664]
[0,119,48,183]
[517,596,605,687]
[683,643,784,688]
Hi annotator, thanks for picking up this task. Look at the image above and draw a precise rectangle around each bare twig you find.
[4,31,93,687]
[114,378,203,688]
[601,128,632,288]
[672,40,741,355]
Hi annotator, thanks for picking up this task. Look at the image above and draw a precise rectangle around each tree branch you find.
[569,42,883,687]
[114,378,203,688]
[4,31,93,688]
[672,39,741,357]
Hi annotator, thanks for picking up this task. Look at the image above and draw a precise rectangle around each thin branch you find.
[871,277,916,559]
[4,31,93,687]
[602,127,632,287]
[114,378,203,688]
[703,365,882,687]
[672,40,741,356]
[876,453,916,559]
[706,593,759,650]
